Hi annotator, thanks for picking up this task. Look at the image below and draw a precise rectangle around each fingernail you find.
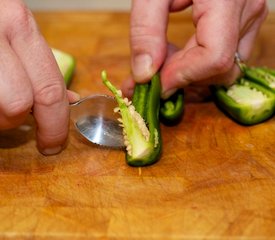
[162,88,177,99]
[132,54,153,82]
[41,146,62,156]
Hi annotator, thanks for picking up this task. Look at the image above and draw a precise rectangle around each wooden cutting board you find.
[0,11,275,239]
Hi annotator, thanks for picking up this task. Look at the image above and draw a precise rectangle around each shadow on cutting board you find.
[0,115,35,148]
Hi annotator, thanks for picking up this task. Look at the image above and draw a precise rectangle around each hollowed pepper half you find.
[102,71,162,167]
[212,78,275,125]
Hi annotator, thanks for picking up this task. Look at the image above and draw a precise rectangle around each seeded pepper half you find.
[102,71,161,167]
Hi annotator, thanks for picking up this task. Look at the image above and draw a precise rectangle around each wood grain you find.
[0,11,275,239]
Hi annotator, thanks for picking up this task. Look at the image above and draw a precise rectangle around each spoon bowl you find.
[70,94,125,148]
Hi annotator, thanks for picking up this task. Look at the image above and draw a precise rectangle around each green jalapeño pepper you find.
[244,67,275,93]
[212,78,275,125]
[160,89,184,125]
[102,71,161,167]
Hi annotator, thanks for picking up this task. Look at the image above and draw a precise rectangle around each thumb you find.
[130,0,170,82]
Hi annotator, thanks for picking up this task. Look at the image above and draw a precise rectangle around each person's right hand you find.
[0,0,79,155]
[123,0,268,100]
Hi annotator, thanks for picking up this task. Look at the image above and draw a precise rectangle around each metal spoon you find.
[70,94,125,148]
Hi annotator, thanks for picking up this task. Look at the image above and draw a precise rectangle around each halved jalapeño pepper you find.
[160,89,184,125]
[244,67,275,93]
[102,71,161,167]
[212,78,275,125]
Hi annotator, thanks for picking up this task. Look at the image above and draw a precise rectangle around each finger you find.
[170,0,192,12]
[67,90,80,103]
[161,0,242,98]
[191,4,268,88]
[121,43,180,98]
[208,2,269,87]
[121,76,135,99]
[239,0,268,38]
[238,3,268,62]
[0,37,33,129]
[167,42,180,58]
[6,6,69,154]
[187,0,268,87]
[130,0,170,82]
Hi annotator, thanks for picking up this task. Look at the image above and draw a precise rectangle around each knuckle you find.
[131,22,155,37]
[253,0,267,13]
[261,3,269,20]
[4,98,33,118]
[4,2,37,38]
[131,24,164,51]
[210,53,233,74]
[176,72,192,87]
[35,82,65,107]
[40,129,68,144]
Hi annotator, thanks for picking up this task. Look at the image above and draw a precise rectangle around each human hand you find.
[0,0,79,155]
[123,0,268,99]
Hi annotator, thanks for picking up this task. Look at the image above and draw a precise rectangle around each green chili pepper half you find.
[212,78,275,125]
[160,89,184,125]
[102,71,161,167]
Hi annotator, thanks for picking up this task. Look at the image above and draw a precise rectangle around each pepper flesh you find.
[160,89,184,125]
[102,71,161,166]
[244,67,275,93]
[260,67,275,77]
[212,78,275,125]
